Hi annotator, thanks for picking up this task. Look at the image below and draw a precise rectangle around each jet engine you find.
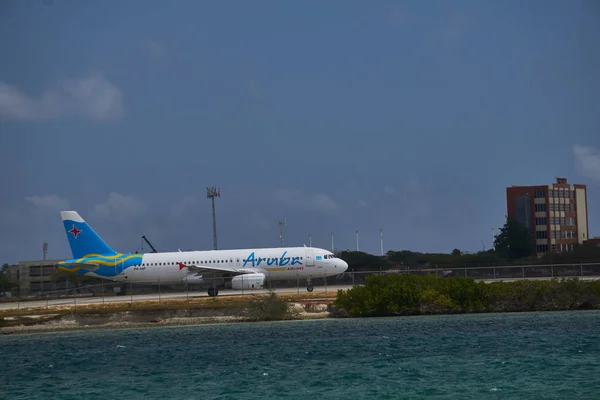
[231,273,265,290]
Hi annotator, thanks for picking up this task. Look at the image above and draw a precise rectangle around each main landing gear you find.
[208,287,219,297]
[306,278,313,293]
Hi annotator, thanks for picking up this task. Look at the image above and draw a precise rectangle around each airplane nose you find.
[339,260,348,272]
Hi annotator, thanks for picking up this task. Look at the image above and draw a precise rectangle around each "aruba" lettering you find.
[242,251,302,268]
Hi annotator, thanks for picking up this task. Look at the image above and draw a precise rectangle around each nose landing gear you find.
[306,278,313,292]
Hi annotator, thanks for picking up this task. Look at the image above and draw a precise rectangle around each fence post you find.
[522,265,525,279]
[580,263,583,278]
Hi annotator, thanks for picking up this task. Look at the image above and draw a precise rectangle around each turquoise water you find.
[1,311,600,399]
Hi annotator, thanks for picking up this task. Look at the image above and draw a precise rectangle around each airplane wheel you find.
[208,288,219,297]
[307,286,314,292]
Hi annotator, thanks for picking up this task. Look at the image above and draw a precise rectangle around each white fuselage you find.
[105,246,347,285]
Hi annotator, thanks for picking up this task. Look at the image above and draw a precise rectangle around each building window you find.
[559,204,565,212]
[570,204,575,212]
[535,217,547,225]
[536,244,548,253]
[534,189,546,198]
[536,231,548,239]
[535,203,547,212]
[551,244,557,252]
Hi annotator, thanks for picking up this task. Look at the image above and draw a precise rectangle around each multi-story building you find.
[506,177,589,257]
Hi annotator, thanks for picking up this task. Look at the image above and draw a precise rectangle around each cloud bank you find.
[573,145,600,183]
[0,74,124,121]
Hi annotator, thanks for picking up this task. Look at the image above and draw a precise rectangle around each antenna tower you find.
[206,186,221,250]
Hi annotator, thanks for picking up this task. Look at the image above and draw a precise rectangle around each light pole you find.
[206,186,220,250]
[380,228,384,256]
[309,234,312,247]
[356,230,359,252]
[331,232,334,252]
[278,219,286,247]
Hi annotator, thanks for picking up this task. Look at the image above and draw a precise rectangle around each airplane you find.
[57,211,348,296]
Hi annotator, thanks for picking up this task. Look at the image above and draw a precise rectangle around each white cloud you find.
[274,189,339,214]
[399,179,431,217]
[169,195,198,218]
[359,200,369,207]
[0,74,124,121]
[148,41,167,58]
[574,145,600,183]
[384,186,395,194]
[93,193,147,225]
[310,193,338,213]
[25,195,69,212]
[247,211,271,231]
[443,12,467,41]
[247,78,261,101]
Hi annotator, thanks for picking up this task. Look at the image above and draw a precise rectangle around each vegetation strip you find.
[332,274,600,317]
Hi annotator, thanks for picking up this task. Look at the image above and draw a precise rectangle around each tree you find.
[338,251,391,271]
[0,263,12,292]
[494,217,535,260]
[451,249,462,257]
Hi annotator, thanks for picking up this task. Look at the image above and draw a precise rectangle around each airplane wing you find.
[182,263,257,279]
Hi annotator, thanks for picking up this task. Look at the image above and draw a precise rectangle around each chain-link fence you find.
[2,262,600,310]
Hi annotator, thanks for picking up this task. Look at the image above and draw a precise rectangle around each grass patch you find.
[0,291,336,319]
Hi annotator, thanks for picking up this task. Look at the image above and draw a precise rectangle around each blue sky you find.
[1,0,599,263]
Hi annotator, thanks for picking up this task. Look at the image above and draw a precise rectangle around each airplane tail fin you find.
[61,211,117,259]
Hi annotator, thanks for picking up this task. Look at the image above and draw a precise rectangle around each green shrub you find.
[245,292,294,321]
[333,274,600,317]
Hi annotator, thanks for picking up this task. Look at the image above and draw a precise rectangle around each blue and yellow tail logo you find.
[61,211,117,259]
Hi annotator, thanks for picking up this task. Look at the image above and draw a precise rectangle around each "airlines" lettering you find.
[243,251,302,268]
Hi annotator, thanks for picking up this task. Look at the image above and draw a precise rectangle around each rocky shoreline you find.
[0,302,331,335]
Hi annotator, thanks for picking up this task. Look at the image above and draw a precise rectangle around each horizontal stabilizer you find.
[58,263,100,271]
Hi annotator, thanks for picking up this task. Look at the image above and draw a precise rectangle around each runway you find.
[0,285,354,310]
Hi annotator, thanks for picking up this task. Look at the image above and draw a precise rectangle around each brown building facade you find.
[506,177,589,257]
